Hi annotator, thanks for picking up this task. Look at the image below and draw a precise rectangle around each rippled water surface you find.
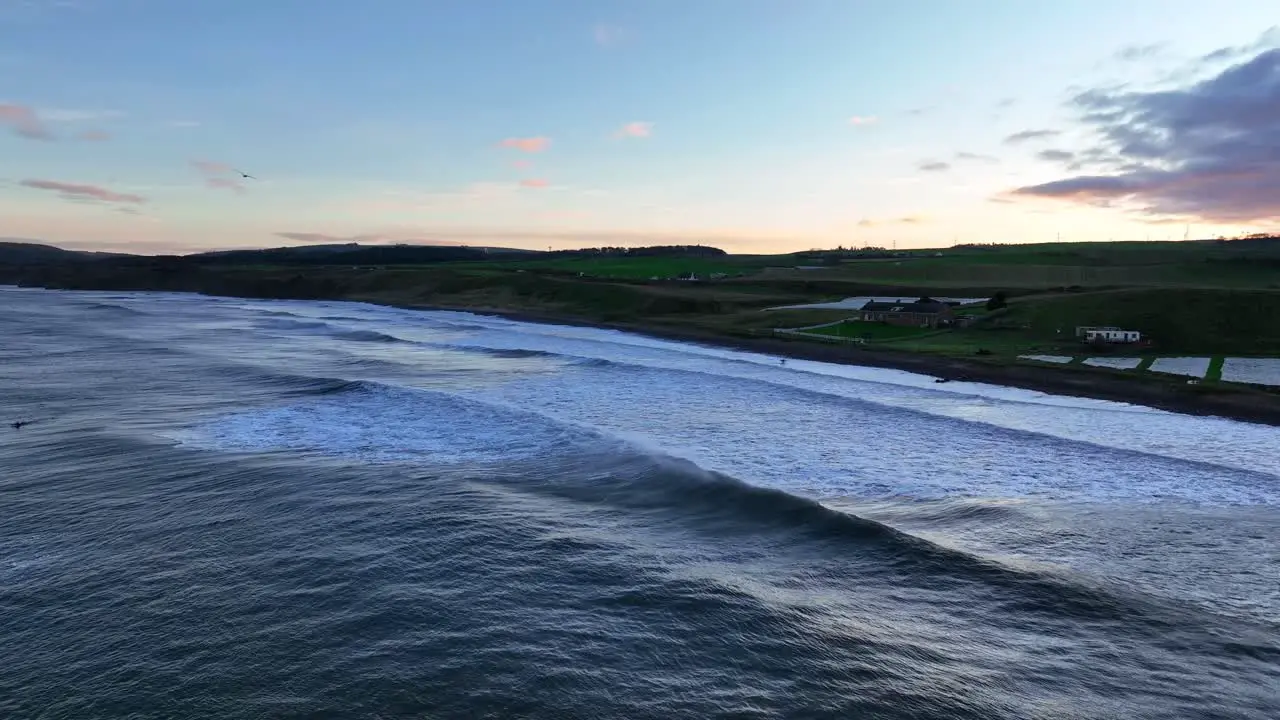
[2,287,1278,719]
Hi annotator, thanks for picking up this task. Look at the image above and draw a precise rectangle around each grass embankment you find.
[880,289,1280,359]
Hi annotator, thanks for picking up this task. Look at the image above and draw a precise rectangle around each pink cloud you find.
[79,129,110,141]
[520,178,550,188]
[206,177,246,194]
[848,115,878,126]
[21,179,146,204]
[190,159,246,193]
[512,159,532,169]
[0,103,53,140]
[191,159,233,175]
[499,136,551,153]
[614,121,653,138]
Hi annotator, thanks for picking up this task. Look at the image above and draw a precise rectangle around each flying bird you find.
[235,169,256,180]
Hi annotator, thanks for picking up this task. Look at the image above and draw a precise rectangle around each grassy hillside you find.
[878,289,1280,357]
[762,239,1280,290]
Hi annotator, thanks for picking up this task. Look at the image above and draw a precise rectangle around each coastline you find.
[399,302,1280,428]
[7,280,1280,426]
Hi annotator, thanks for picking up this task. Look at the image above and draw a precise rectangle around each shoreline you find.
[7,281,1280,427]
[400,302,1280,428]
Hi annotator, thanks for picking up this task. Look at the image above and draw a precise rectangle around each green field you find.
[756,240,1280,290]
[803,320,941,342]
[873,288,1280,358]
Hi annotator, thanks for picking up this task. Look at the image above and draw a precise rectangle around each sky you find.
[1,0,1278,254]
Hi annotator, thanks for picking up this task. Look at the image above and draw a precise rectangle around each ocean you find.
[2,286,1277,719]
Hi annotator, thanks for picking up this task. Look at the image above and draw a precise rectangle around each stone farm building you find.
[860,298,955,328]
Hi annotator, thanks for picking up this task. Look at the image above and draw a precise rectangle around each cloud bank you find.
[1010,45,1280,224]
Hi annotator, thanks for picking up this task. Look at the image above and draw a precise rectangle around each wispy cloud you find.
[1036,149,1076,163]
[1009,44,1280,224]
[519,178,550,188]
[20,179,146,204]
[1003,129,1062,144]
[955,151,999,163]
[858,216,927,227]
[918,160,951,172]
[0,103,52,140]
[848,115,878,126]
[78,129,110,141]
[191,160,233,175]
[1114,42,1165,62]
[511,159,532,169]
[40,108,124,122]
[499,136,551,153]
[168,120,201,128]
[614,121,653,138]
[190,159,246,194]
[592,23,624,47]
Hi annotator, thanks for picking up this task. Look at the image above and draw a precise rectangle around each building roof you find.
[862,298,952,314]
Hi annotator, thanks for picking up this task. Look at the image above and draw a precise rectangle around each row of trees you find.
[542,245,727,258]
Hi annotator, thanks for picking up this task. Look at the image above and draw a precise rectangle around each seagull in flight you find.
[234,169,256,180]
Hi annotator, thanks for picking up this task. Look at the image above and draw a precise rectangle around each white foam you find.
[62,291,1280,505]
[171,382,596,464]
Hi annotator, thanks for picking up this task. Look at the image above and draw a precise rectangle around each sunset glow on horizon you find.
[2,1,1277,255]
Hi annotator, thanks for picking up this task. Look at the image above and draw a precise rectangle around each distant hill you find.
[1,239,729,269]
[0,240,132,265]
[180,243,495,266]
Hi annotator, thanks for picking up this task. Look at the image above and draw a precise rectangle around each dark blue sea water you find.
[2,287,1278,719]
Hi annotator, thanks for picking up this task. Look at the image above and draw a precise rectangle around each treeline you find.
[542,245,727,258]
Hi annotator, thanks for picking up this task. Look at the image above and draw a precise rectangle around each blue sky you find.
[1,0,1278,253]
